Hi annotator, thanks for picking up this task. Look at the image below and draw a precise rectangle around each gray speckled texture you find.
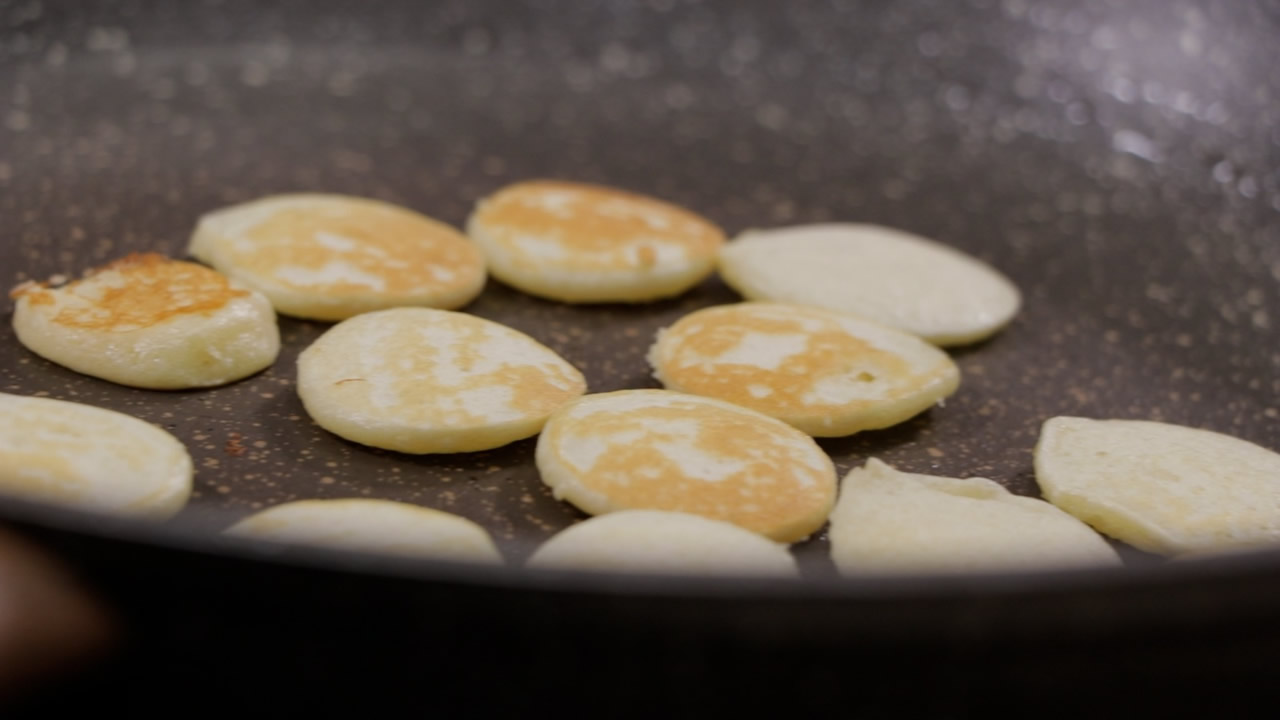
[0,0,1276,575]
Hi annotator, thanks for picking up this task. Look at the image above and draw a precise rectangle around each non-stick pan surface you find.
[1,0,1278,713]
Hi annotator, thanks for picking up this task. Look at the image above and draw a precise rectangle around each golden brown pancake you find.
[536,389,837,542]
[189,194,486,320]
[649,302,959,436]
[466,180,725,302]
[297,307,587,454]
[11,253,279,389]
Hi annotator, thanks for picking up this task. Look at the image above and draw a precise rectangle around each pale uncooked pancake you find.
[717,224,1021,345]
[648,302,959,437]
[536,389,837,542]
[1035,417,1280,555]
[829,459,1119,574]
[466,180,725,303]
[11,253,279,389]
[224,499,502,564]
[525,510,798,577]
[189,193,486,321]
[0,393,192,519]
[297,307,587,454]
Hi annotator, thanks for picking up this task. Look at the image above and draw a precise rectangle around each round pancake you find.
[0,392,192,519]
[829,459,1119,575]
[297,307,587,454]
[11,253,279,389]
[525,510,798,577]
[1035,417,1280,555]
[224,499,502,564]
[465,180,725,303]
[717,223,1022,346]
[536,389,837,542]
[648,302,960,437]
[189,193,486,321]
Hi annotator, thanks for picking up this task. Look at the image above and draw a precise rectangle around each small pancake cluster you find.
[6,180,1279,576]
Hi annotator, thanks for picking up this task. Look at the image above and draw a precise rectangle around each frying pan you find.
[2,0,1278,713]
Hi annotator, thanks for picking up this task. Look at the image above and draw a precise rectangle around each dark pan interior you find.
[1,0,1278,575]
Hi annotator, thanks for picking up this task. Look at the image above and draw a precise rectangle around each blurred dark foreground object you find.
[0,527,113,705]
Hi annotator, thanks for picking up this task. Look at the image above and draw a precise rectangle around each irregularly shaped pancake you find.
[297,307,587,454]
[0,393,192,519]
[466,180,725,303]
[224,499,502,564]
[189,194,486,320]
[648,302,959,436]
[536,390,837,542]
[525,510,798,577]
[1035,417,1280,555]
[829,459,1119,575]
[718,224,1021,345]
[11,253,279,389]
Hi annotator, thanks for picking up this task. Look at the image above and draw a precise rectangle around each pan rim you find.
[6,494,1279,604]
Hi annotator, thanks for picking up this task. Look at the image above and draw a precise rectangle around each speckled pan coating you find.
[0,0,1276,574]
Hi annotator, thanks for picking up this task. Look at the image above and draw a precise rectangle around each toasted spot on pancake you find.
[0,393,192,519]
[297,307,587,454]
[234,207,472,294]
[30,253,249,331]
[11,254,280,389]
[649,303,959,436]
[1035,417,1280,555]
[224,499,503,564]
[718,223,1022,345]
[189,194,487,320]
[10,280,55,305]
[475,181,722,264]
[525,510,798,577]
[466,180,725,303]
[536,390,836,542]
[829,459,1120,574]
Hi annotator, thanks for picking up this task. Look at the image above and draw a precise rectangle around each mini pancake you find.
[536,389,837,542]
[0,393,192,519]
[189,193,486,321]
[525,510,798,577]
[717,223,1022,346]
[829,459,1119,575]
[11,253,279,389]
[224,499,502,564]
[1035,417,1280,555]
[296,307,587,454]
[648,302,959,437]
[465,180,725,303]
